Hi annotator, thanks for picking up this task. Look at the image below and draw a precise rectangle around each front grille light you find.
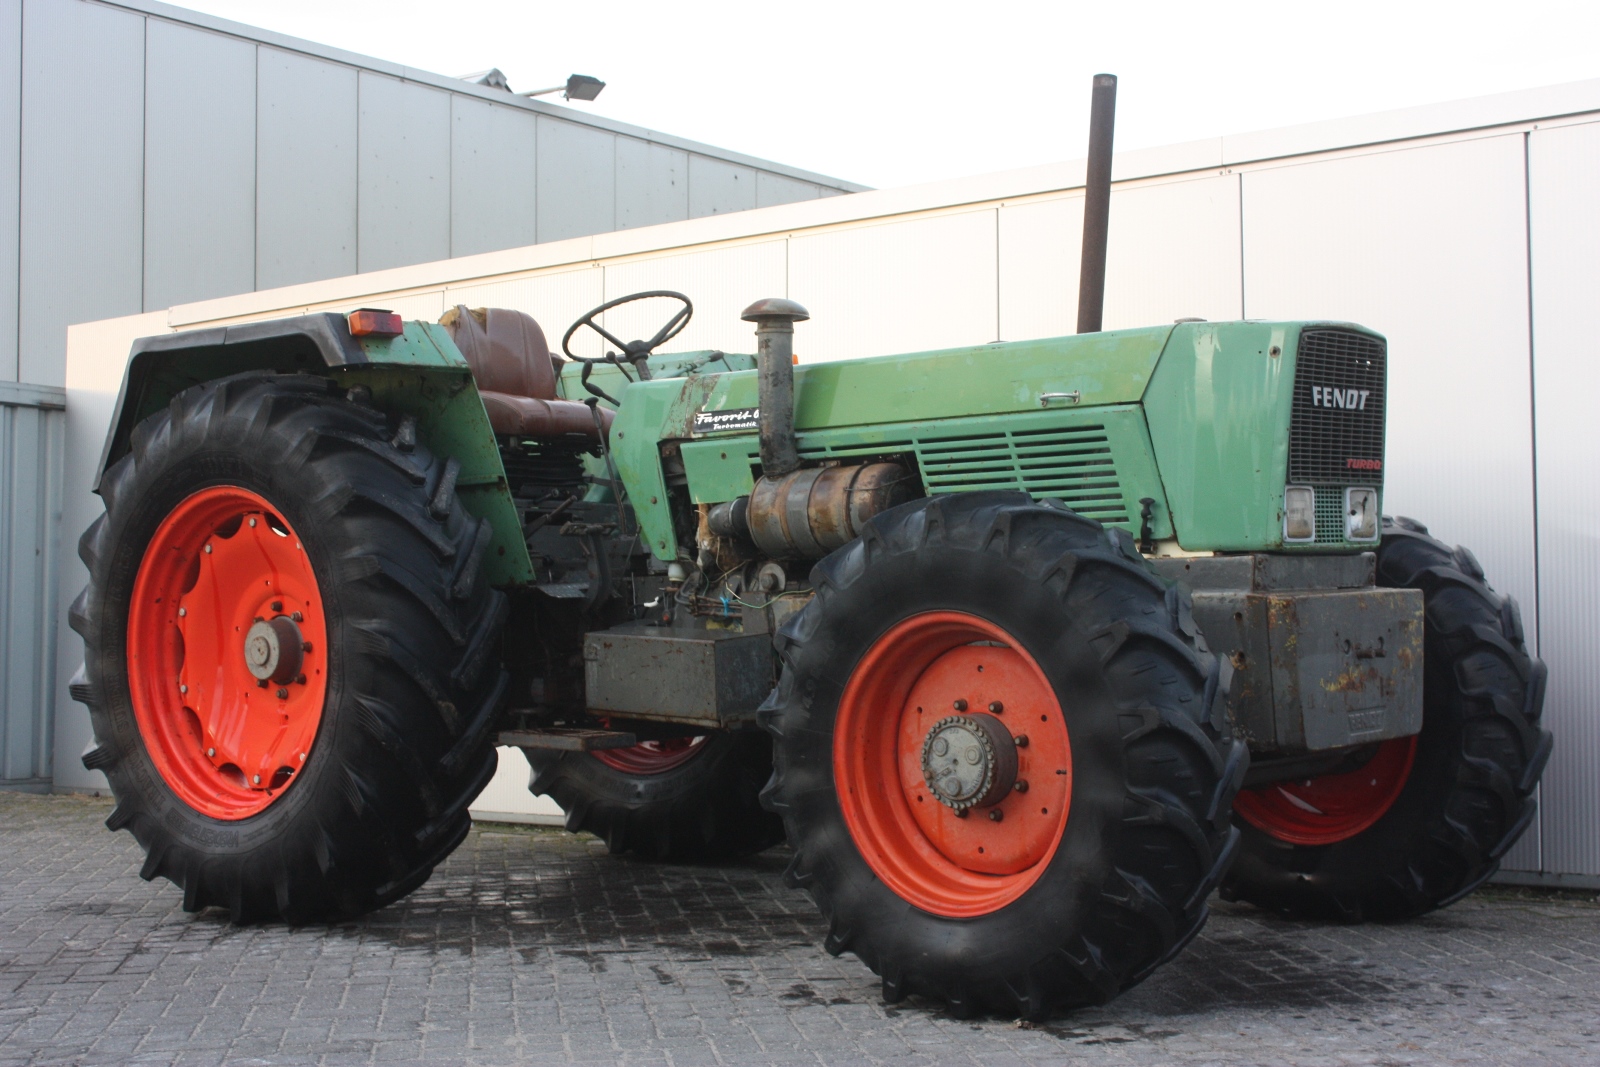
[1284,485,1316,542]
[1346,487,1379,541]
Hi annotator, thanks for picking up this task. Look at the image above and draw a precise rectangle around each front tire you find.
[759,493,1246,1018]
[72,372,509,922]
[525,730,784,860]
[1222,516,1552,920]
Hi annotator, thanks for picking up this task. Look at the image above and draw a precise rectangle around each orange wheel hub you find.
[833,611,1072,918]
[127,486,328,820]
[1233,736,1417,846]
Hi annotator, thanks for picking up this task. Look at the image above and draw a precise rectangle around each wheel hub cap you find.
[243,616,304,684]
[921,714,1017,810]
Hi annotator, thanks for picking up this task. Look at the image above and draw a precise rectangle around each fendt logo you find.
[1311,385,1372,410]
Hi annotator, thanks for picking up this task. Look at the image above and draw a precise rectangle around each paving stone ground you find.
[2,791,1597,1067]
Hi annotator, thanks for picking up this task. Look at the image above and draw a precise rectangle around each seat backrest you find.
[440,305,559,401]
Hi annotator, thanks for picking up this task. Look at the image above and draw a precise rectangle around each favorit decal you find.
[693,407,761,434]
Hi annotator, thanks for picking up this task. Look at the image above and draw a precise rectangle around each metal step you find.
[497,727,638,752]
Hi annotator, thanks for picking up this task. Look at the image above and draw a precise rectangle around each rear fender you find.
[97,312,534,586]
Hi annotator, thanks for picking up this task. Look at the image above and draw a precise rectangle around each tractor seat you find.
[439,305,613,439]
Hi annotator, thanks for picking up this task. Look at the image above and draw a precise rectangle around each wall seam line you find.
[1521,127,1545,874]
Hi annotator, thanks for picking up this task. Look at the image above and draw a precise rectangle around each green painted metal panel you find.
[683,326,1174,431]
[1144,321,1294,550]
[609,380,683,560]
[678,405,1173,537]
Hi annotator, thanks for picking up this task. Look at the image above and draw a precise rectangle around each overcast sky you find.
[180,0,1600,190]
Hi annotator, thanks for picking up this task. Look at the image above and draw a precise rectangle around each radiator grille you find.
[1314,486,1347,545]
[1289,329,1387,486]
[801,425,1127,522]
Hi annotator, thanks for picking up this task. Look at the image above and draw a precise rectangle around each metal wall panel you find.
[688,156,756,219]
[615,138,688,231]
[1528,121,1600,878]
[143,20,256,310]
[256,48,358,290]
[536,118,614,244]
[0,0,19,382]
[450,96,537,259]
[444,268,605,358]
[357,73,451,274]
[18,0,145,388]
[1,382,64,787]
[603,242,786,356]
[998,174,1242,344]
[788,210,998,363]
[1242,136,1539,650]
[756,171,821,209]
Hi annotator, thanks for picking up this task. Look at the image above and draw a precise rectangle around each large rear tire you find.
[1221,516,1552,920]
[759,492,1246,1018]
[524,730,784,861]
[71,372,509,922]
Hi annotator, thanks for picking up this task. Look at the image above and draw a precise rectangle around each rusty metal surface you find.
[497,728,638,752]
[746,461,914,559]
[1192,586,1424,755]
[582,623,774,726]
[1150,551,1375,592]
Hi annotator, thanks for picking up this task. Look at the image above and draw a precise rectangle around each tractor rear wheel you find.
[1221,516,1552,920]
[71,372,509,922]
[759,492,1246,1018]
[524,730,784,860]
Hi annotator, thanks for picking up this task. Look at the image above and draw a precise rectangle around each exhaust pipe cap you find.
[741,298,810,324]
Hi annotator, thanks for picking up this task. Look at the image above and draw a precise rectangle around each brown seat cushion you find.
[440,305,613,439]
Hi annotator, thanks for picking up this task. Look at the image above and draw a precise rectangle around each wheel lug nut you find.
[291,612,303,622]
[271,601,283,612]
[177,608,186,617]
[295,674,306,685]
[954,808,968,819]
[206,747,215,757]
[989,809,1004,822]
[1014,735,1029,748]
[988,701,1003,714]
[252,774,261,784]
[952,699,968,712]
[248,518,257,528]
[1014,779,1029,793]
[276,688,288,699]
[203,544,212,554]
[257,679,268,689]
[179,684,187,694]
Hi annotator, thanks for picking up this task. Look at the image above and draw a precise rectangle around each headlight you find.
[1284,486,1316,542]
[1346,487,1379,541]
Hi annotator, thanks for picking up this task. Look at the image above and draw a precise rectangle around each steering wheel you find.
[561,290,693,385]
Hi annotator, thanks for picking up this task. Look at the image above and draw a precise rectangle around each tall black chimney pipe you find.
[1076,73,1117,334]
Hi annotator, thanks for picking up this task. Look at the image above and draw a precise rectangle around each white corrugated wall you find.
[1,381,64,789]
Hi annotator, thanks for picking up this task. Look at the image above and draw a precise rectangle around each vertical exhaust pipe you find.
[741,297,809,477]
[1076,73,1118,334]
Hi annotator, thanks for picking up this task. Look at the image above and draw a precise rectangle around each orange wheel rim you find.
[127,486,329,820]
[833,611,1072,918]
[1233,736,1417,846]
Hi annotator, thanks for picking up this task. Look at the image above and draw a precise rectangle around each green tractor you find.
[71,87,1549,1020]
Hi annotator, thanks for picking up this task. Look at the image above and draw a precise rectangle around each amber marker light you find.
[347,309,403,337]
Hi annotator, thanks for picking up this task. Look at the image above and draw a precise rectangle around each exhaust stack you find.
[741,297,809,477]
[1076,73,1117,334]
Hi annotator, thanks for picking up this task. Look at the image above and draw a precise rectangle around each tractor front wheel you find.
[71,372,509,922]
[760,493,1246,1018]
[1221,517,1552,920]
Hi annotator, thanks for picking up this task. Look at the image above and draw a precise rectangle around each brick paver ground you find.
[2,791,1597,1066]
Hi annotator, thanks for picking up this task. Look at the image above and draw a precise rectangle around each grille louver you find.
[801,425,1128,522]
